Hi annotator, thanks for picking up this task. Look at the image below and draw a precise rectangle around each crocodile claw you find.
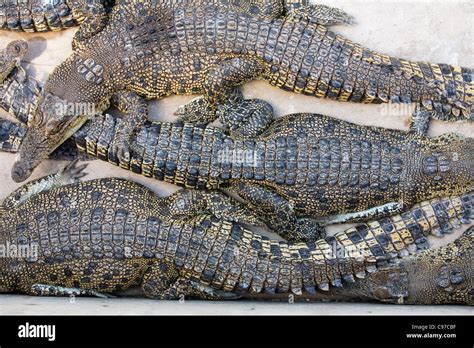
[110,137,131,163]
[58,159,89,184]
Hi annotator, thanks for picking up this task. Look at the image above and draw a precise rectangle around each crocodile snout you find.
[11,163,31,183]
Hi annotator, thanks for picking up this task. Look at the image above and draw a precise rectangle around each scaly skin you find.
[0,164,472,302]
[1,109,473,241]
[1,52,472,241]
[11,1,473,182]
[246,227,474,305]
[0,40,28,82]
[2,113,473,244]
[0,0,116,32]
[0,0,307,32]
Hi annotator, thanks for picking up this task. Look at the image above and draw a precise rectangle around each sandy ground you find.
[0,0,472,315]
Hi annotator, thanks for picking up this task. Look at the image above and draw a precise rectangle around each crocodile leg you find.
[141,260,239,300]
[71,0,108,50]
[286,4,356,26]
[110,90,148,164]
[348,227,473,305]
[175,57,265,123]
[160,189,264,226]
[2,159,88,209]
[410,103,436,134]
[218,94,275,139]
[29,284,113,298]
[229,182,325,243]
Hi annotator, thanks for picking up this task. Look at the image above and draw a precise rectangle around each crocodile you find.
[0,0,316,32]
[0,162,472,302]
[9,1,473,184]
[0,0,116,32]
[246,227,474,305]
[1,48,472,241]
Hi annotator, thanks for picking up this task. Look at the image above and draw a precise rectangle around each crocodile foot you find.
[287,4,356,26]
[174,96,218,124]
[110,135,131,163]
[287,218,327,243]
[56,159,89,185]
[218,97,275,139]
[144,277,242,301]
[31,284,115,299]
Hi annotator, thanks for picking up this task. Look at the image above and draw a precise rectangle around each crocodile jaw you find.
[11,116,88,183]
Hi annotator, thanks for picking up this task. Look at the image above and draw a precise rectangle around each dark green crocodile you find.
[10,0,473,183]
[0,162,472,302]
[1,61,473,242]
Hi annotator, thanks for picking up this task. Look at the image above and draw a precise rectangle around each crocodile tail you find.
[263,21,473,121]
[0,0,106,32]
[408,62,473,121]
[224,191,473,296]
[334,226,474,305]
[401,226,474,305]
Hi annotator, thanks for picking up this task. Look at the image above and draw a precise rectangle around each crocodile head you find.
[0,40,28,83]
[11,53,110,182]
[412,133,474,201]
[345,227,473,305]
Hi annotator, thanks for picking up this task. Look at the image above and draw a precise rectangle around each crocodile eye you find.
[7,41,27,58]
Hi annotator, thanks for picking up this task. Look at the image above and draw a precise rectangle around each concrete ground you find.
[1,295,473,315]
[0,0,473,315]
